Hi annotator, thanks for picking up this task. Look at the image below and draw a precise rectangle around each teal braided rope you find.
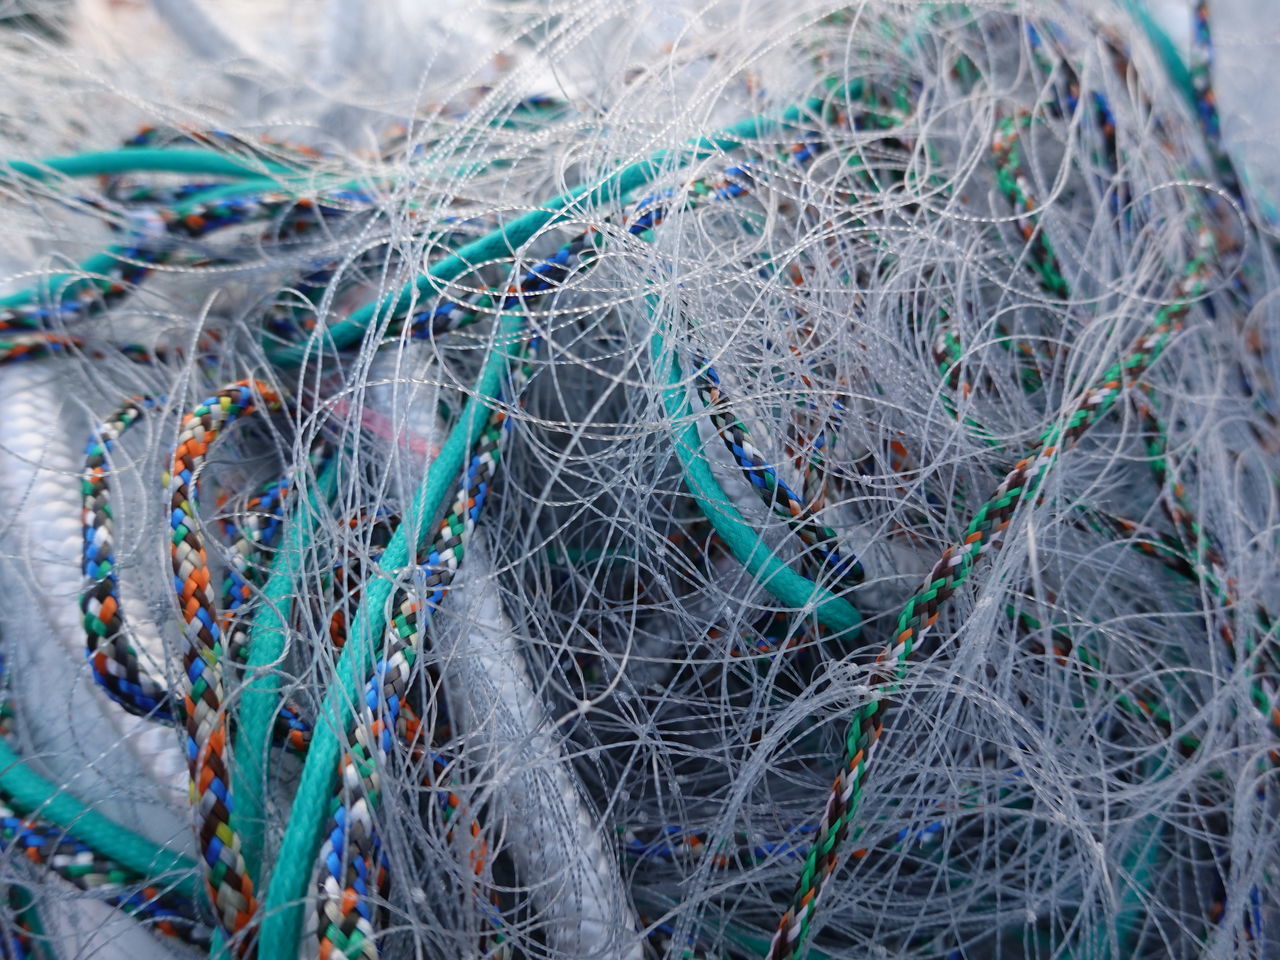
[765,230,1216,960]
[0,738,200,903]
[232,456,341,887]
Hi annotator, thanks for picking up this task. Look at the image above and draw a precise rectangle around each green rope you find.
[0,738,201,904]
[232,454,340,887]
[2,147,296,182]
[7,883,48,960]
[265,86,858,368]
[649,300,861,636]
[254,86,868,957]
[1119,0,1196,109]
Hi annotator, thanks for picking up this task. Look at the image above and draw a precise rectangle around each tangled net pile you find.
[0,1,1275,958]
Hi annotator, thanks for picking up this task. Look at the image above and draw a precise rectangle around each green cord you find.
[0,738,201,903]
[1119,0,1196,109]
[2,147,296,183]
[232,454,341,887]
[0,80,859,945]
[649,301,860,636]
[256,312,526,957]
[0,41,1226,951]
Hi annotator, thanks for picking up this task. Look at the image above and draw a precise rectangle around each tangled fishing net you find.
[0,1,1275,958]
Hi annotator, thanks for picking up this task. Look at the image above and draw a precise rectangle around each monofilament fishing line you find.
[0,1,1276,959]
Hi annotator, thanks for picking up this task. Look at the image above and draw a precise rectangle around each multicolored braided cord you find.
[765,224,1218,960]
[991,112,1071,300]
[1138,397,1280,743]
[83,396,315,751]
[0,795,211,948]
[317,375,515,959]
[1188,1,1241,200]
[82,396,173,719]
[0,653,210,949]
[0,190,316,335]
[166,379,284,944]
[316,247,547,955]
[219,473,293,667]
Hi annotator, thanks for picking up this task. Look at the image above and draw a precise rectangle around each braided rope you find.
[1009,23,1275,747]
[167,379,284,943]
[315,238,554,953]
[1009,605,1200,758]
[397,88,897,620]
[694,363,864,587]
[0,654,210,948]
[992,111,1070,301]
[1188,1,1240,200]
[1016,14,1280,760]
[83,396,314,751]
[220,474,292,666]
[3,885,37,960]
[219,471,318,756]
[974,36,1275,763]
[1027,23,1123,207]
[317,387,515,959]
[0,247,166,334]
[120,125,323,163]
[324,513,396,651]
[0,191,308,335]
[82,396,173,719]
[1138,398,1280,744]
[0,795,211,948]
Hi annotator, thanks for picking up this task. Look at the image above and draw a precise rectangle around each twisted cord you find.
[767,219,1219,960]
